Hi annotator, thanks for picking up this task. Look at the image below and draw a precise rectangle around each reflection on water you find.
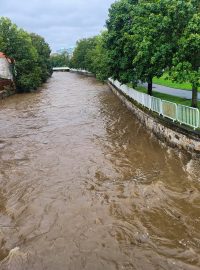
[0,72,200,270]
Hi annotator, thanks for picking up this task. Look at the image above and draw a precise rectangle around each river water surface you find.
[0,72,200,270]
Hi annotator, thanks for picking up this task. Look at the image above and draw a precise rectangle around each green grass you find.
[153,73,200,92]
[135,85,200,108]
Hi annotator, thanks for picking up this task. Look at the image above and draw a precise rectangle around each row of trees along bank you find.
[0,17,52,92]
[50,52,70,68]
[70,0,200,108]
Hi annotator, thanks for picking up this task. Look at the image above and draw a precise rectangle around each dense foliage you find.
[70,0,200,107]
[88,32,111,81]
[105,0,138,85]
[0,17,52,92]
[50,52,70,68]
[70,34,111,81]
[70,37,97,70]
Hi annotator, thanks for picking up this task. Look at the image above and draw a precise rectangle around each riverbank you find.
[0,88,15,99]
[108,79,200,154]
[0,80,15,99]
[69,69,200,154]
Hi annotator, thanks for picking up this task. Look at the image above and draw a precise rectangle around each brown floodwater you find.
[0,72,200,270]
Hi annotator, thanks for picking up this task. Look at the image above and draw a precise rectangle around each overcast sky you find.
[0,0,114,52]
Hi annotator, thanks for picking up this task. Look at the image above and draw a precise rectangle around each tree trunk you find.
[191,83,198,108]
[147,77,153,96]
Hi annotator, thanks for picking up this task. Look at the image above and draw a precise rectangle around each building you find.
[55,47,75,59]
[0,52,15,98]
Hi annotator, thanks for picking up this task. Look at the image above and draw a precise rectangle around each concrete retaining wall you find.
[108,81,200,154]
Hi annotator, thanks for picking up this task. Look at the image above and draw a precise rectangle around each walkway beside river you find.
[143,82,200,100]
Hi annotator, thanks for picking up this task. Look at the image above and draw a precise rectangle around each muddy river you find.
[0,72,200,270]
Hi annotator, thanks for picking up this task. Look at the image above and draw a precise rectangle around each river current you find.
[0,72,200,270]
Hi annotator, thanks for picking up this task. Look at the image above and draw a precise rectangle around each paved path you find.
[143,83,200,100]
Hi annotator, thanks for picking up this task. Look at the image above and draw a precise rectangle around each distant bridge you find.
[53,67,70,72]
[53,67,94,77]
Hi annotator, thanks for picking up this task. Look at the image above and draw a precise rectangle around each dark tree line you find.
[0,17,52,92]
[70,0,200,107]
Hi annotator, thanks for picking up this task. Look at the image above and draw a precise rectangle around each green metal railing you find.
[109,78,199,129]
[177,104,199,129]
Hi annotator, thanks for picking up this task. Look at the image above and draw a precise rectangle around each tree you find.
[123,0,199,97]
[70,37,97,71]
[69,0,200,107]
[31,33,52,83]
[0,17,52,92]
[105,0,138,85]
[171,12,200,107]
[70,33,111,81]
[50,52,70,68]
[89,32,111,81]
[130,1,166,95]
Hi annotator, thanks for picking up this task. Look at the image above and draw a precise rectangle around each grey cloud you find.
[0,0,114,51]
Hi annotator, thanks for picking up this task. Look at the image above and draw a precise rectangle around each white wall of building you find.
[0,58,13,80]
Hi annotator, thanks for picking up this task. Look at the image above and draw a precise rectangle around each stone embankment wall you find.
[108,81,200,154]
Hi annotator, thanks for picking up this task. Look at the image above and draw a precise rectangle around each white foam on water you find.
[0,247,29,270]
[185,158,200,181]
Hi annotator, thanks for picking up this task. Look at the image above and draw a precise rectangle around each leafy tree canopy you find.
[70,0,200,106]
[0,17,52,92]
[70,37,98,71]
[50,52,70,68]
